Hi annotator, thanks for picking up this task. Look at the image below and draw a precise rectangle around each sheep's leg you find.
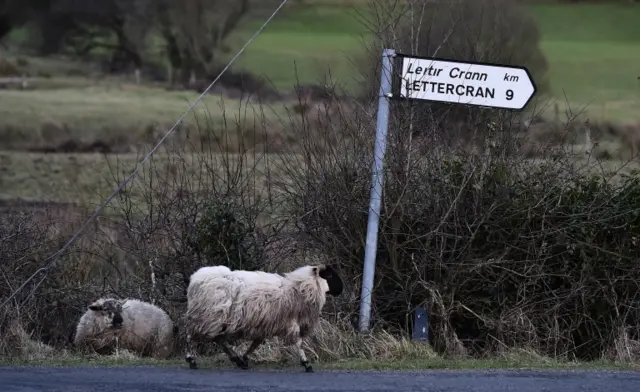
[155,338,172,360]
[241,339,264,367]
[295,337,313,373]
[184,333,199,370]
[288,322,313,373]
[215,336,248,370]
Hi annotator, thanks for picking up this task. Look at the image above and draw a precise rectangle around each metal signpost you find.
[358,50,537,333]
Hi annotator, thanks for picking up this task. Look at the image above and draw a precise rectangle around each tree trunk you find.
[166,61,174,87]
[160,28,182,88]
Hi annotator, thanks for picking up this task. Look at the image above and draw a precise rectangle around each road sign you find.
[393,53,537,110]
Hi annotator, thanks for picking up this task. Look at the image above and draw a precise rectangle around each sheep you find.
[73,297,175,359]
[183,263,343,373]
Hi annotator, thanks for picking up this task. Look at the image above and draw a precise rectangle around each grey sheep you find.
[73,297,175,359]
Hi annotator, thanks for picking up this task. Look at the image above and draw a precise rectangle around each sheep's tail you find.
[188,265,232,287]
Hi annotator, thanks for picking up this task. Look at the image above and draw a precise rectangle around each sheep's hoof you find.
[186,356,198,370]
[301,361,314,373]
[234,356,249,370]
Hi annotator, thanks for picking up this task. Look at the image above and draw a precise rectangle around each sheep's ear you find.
[88,304,103,311]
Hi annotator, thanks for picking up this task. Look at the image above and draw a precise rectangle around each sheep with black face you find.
[183,264,343,373]
[73,297,175,359]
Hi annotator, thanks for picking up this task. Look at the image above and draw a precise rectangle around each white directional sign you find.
[396,54,536,110]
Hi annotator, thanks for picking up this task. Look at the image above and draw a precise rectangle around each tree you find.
[152,0,280,88]
[47,0,155,75]
[0,0,50,41]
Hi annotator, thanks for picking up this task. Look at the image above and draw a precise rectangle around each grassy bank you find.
[2,353,639,372]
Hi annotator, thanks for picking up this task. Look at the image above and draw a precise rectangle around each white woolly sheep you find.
[73,297,175,359]
[183,263,343,373]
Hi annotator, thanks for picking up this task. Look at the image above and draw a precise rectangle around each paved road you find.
[0,365,639,391]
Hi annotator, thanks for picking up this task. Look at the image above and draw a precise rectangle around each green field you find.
[0,82,288,151]
[529,4,640,122]
[227,2,640,122]
[0,2,638,205]
[229,5,370,90]
[0,2,637,200]
[2,2,638,138]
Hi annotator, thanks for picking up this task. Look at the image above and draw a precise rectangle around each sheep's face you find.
[315,264,343,296]
[88,299,124,330]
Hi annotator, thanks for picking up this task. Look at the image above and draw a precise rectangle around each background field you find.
[1,1,639,205]
[232,2,640,123]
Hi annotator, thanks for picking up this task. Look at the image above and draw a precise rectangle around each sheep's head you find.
[314,264,343,296]
[87,298,124,330]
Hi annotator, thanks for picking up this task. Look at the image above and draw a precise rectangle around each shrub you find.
[187,197,265,271]
[275,76,640,360]
[0,58,21,76]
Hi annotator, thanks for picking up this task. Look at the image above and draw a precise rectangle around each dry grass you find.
[520,117,640,164]
[0,315,436,368]
[2,318,639,371]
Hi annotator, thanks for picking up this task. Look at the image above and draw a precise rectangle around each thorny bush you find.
[188,197,265,272]
[0,202,125,354]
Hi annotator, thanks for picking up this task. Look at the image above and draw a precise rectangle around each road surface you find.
[0,365,638,391]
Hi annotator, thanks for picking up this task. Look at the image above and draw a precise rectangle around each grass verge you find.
[2,319,638,372]
[0,151,287,211]
[2,354,639,372]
